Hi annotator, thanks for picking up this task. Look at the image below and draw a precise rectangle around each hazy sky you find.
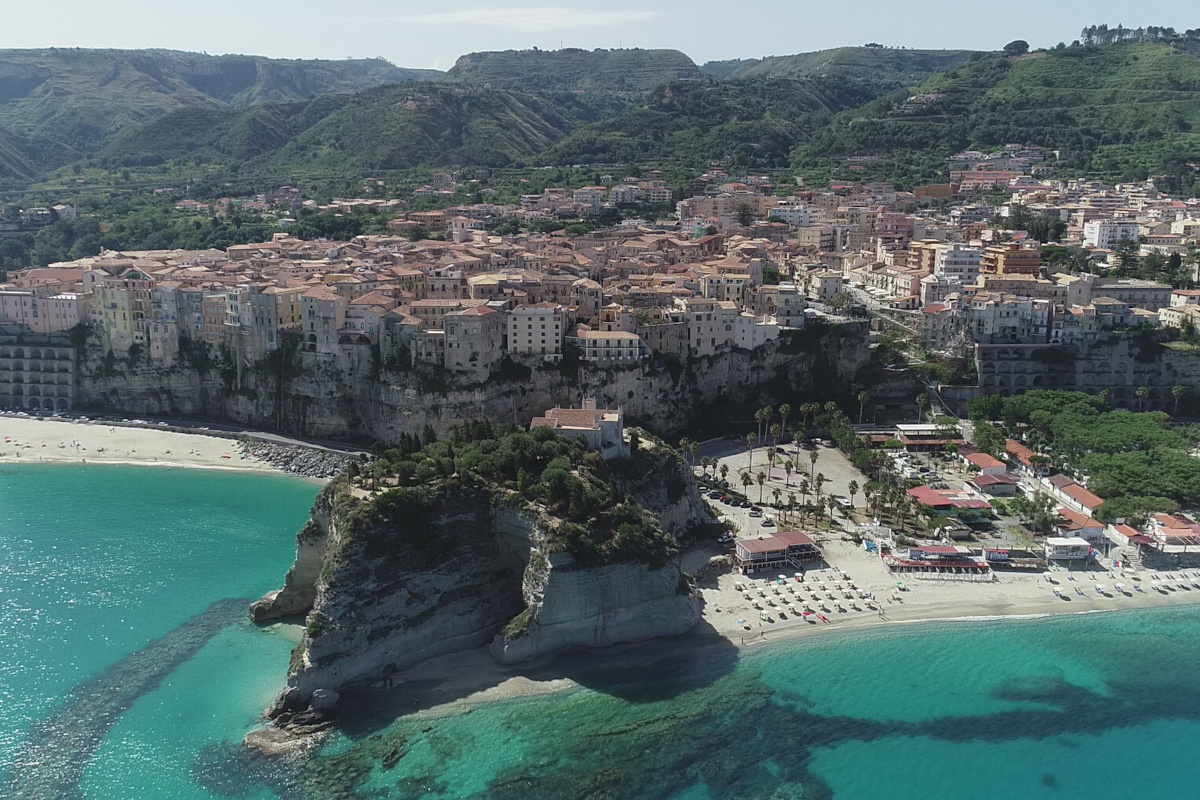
[2,0,1195,69]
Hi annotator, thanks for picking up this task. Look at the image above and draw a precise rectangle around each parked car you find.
[761,517,776,527]
[749,509,762,518]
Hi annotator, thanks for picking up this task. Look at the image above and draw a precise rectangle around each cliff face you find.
[255,448,713,708]
[76,321,883,442]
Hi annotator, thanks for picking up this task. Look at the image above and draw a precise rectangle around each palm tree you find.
[740,470,752,496]
[719,462,729,483]
[848,479,859,509]
[763,406,774,440]
[814,471,826,499]
[857,391,870,425]
[679,437,693,470]
[767,446,777,479]
[770,422,781,451]
[808,448,819,477]
[772,487,782,508]
[916,393,930,423]
[757,471,766,502]
[1173,384,1185,416]
[826,496,837,522]
[783,459,793,487]
[747,432,757,472]
[1136,385,1149,412]
[778,403,792,443]
[799,477,810,507]
[754,408,766,443]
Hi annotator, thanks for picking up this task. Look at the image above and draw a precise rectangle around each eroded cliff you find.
[254,428,714,721]
[76,321,884,441]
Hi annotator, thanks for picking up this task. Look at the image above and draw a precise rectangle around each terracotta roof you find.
[1061,483,1104,510]
[1005,439,1035,466]
[1057,507,1103,530]
[966,453,1006,470]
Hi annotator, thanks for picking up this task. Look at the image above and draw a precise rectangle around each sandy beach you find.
[358,537,1200,722]
[696,536,1200,646]
[0,415,280,472]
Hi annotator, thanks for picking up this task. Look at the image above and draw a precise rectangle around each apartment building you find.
[507,303,567,360]
[1083,219,1140,249]
[933,244,982,285]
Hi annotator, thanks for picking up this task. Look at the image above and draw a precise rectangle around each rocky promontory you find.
[251,423,714,728]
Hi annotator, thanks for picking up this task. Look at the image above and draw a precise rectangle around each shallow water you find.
[0,463,319,798]
[6,462,1200,799]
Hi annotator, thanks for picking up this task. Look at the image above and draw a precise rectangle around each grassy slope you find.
[441,48,701,93]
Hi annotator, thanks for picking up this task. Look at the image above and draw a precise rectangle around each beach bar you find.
[1045,536,1091,562]
[734,531,822,573]
[885,544,993,581]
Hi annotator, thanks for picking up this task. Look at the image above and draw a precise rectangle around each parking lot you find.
[696,438,870,539]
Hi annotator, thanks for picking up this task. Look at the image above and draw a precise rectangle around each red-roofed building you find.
[1005,439,1045,475]
[965,473,1018,497]
[907,485,994,516]
[1060,483,1105,516]
[733,530,821,572]
[964,452,1007,476]
[1056,507,1106,547]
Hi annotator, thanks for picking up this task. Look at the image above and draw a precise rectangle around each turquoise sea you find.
[6,463,1200,799]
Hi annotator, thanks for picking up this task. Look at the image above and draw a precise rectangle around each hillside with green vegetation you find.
[361,421,680,568]
[0,48,441,177]
[543,77,885,168]
[793,42,1200,188]
[441,48,701,93]
[727,47,976,85]
[99,84,616,175]
[698,58,760,79]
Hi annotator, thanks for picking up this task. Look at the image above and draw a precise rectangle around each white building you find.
[933,244,982,285]
[1045,536,1091,561]
[769,203,817,227]
[1083,219,1140,249]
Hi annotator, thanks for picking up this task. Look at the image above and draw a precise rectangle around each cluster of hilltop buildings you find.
[0,224,837,403]
[5,164,1200,413]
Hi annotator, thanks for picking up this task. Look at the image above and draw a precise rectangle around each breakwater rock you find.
[241,440,348,478]
[3,598,247,800]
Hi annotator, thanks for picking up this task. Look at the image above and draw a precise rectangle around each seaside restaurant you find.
[1045,536,1092,563]
[734,531,822,574]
